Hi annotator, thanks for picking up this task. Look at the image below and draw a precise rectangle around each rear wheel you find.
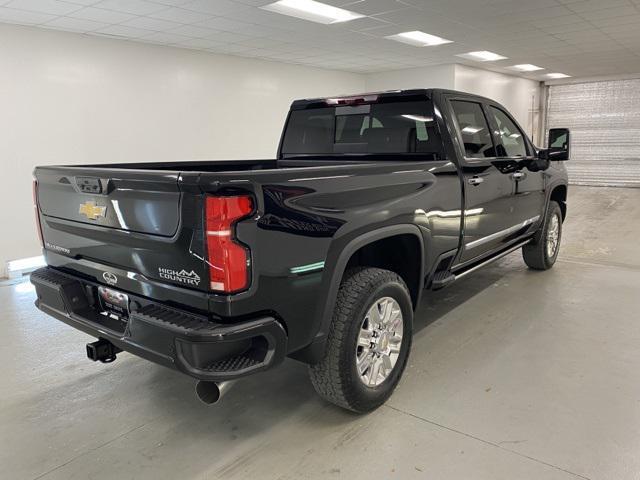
[523,201,563,270]
[309,267,413,413]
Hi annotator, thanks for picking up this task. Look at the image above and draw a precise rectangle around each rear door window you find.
[450,100,495,158]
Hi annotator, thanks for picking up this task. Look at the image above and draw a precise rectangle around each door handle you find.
[512,171,526,180]
[468,176,484,186]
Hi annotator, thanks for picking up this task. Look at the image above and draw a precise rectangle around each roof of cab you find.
[289,88,488,110]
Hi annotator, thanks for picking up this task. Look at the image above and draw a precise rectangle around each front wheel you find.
[522,201,563,270]
[309,267,413,413]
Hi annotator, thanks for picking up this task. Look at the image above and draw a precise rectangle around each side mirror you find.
[539,128,570,161]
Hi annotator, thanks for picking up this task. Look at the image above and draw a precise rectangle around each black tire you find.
[309,267,413,413]
[523,201,563,270]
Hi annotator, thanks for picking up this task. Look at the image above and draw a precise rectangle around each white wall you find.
[366,63,542,143]
[364,64,455,92]
[454,64,542,143]
[0,24,364,277]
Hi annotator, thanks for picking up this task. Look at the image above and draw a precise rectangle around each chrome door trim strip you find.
[465,215,540,250]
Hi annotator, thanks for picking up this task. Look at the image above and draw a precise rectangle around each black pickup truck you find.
[31,89,570,412]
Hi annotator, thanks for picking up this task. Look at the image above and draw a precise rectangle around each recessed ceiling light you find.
[510,64,544,72]
[456,51,507,62]
[261,0,364,24]
[387,31,453,47]
[547,73,571,79]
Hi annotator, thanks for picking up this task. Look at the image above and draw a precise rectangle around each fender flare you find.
[293,224,426,364]
[544,181,568,220]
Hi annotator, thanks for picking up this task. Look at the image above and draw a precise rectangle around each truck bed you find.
[67,157,416,172]
[35,157,442,279]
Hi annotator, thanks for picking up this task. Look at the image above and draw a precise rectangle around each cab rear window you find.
[281,101,443,157]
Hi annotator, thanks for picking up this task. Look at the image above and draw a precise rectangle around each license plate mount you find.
[98,286,130,319]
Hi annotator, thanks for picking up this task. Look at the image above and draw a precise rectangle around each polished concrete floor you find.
[2,186,639,480]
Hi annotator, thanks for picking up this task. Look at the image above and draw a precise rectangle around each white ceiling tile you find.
[487,0,563,14]
[493,6,575,24]
[148,6,211,23]
[172,37,224,48]
[60,0,102,5]
[2,0,640,78]
[0,5,54,22]
[43,15,107,30]
[92,0,166,15]
[120,15,181,30]
[235,35,284,48]
[236,7,326,30]
[372,7,426,25]
[600,22,640,34]
[202,30,250,42]
[139,30,191,43]
[333,15,389,31]
[193,16,252,31]
[167,22,215,37]
[95,23,153,37]
[151,0,191,5]
[588,13,640,27]
[344,0,410,16]
[538,21,594,34]
[554,29,610,41]
[565,0,631,13]
[68,6,135,22]
[579,6,640,21]
[180,0,249,16]
[5,0,81,15]
[226,22,289,36]
[232,0,276,5]
[530,13,584,28]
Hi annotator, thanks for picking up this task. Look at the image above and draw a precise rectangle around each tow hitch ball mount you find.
[86,339,121,363]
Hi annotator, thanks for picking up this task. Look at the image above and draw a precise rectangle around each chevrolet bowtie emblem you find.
[79,201,107,220]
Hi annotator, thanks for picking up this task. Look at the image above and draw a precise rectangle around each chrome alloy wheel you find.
[546,213,560,258]
[356,297,404,387]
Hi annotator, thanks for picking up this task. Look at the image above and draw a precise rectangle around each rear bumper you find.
[30,267,287,382]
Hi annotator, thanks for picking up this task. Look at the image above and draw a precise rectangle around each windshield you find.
[281,100,443,158]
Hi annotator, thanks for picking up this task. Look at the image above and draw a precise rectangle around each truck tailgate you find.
[34,166,209,295]
[36,167,181,236]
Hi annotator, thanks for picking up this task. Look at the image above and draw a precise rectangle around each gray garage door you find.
[547,79,640,187]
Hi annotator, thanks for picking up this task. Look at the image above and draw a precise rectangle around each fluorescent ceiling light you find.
[387,31,453,47]
[456,51,507,62]
[510,64,544,72]
[261,0,364,24]
[547,73,571,79]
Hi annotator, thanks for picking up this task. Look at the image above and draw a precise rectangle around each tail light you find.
[33,180,44,248]
[205,195,254,293]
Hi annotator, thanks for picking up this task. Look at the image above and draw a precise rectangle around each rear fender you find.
[291,224,426,364]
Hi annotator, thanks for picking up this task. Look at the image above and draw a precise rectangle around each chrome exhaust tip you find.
[195,380,236,405]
